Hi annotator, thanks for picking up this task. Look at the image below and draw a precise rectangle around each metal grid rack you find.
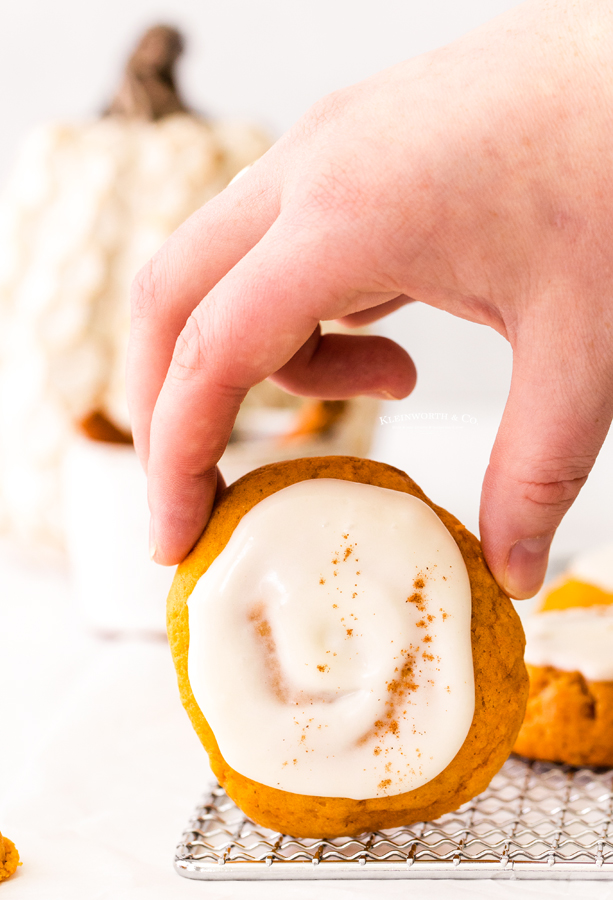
[175,756,613,880]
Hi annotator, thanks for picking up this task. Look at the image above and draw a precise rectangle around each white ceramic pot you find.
[63,435,174,635]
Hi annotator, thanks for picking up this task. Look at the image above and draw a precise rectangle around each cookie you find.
[168,456,527,836]
[515,573,613,766]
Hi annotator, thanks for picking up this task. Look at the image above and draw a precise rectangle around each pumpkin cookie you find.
[168,456,527,837]
[515,546,613,766]
[0,832,20,882]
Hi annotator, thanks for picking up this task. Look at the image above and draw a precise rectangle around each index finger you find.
[146,212,417,565]
[145,218,333,565]
[127,161,280,468]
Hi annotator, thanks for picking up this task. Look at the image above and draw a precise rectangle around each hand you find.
[127,0,613,598]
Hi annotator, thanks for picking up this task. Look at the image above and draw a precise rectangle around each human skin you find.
[127,0,613,599]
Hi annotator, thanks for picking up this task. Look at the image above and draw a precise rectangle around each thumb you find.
[479,325,613,600]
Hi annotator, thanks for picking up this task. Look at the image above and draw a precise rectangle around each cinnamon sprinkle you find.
[359,650,418,749]
[248,603,289,702]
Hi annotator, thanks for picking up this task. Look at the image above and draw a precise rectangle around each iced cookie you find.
[167,456,527,837]
[515,545,613,766]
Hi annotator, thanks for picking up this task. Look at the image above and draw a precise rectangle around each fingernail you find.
[149,518,157,562]
[504,533,554,599]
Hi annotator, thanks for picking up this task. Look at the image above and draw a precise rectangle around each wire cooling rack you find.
[174,755,613,880]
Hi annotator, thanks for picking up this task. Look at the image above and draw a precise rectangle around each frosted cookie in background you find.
[515,539,613,766]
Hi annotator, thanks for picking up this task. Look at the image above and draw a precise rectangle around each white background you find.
[1,2,613,897]
[1,0,519,176]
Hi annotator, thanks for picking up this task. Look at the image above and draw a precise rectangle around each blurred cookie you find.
[515,552,613,766]
[0,832,20,882]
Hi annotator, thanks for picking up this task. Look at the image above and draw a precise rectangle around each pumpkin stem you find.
[106,24,189,121]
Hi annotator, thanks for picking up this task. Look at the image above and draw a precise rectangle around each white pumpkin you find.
[0,26,271,554]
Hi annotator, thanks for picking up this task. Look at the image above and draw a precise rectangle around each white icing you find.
[525,606,613,681]
[568,540,613,593]
[187,478,474,800]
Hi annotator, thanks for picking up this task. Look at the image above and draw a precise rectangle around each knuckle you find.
[522,477,586,514]
[169,311,250,399]
[131,258,164,321]
[170,312,210,382]
[518,459,592,514]
[307,162,364,214]
[282,160,368,239]
[298,89,351,141]
[286,93,369,221]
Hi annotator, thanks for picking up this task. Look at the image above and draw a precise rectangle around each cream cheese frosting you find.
[525,605,613,681]
[187,478,474,800]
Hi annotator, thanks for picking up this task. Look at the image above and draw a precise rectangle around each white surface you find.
[188,479,473,799]
[0,408,612,898]
[1,525,613,899]
[0,389,609,896]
